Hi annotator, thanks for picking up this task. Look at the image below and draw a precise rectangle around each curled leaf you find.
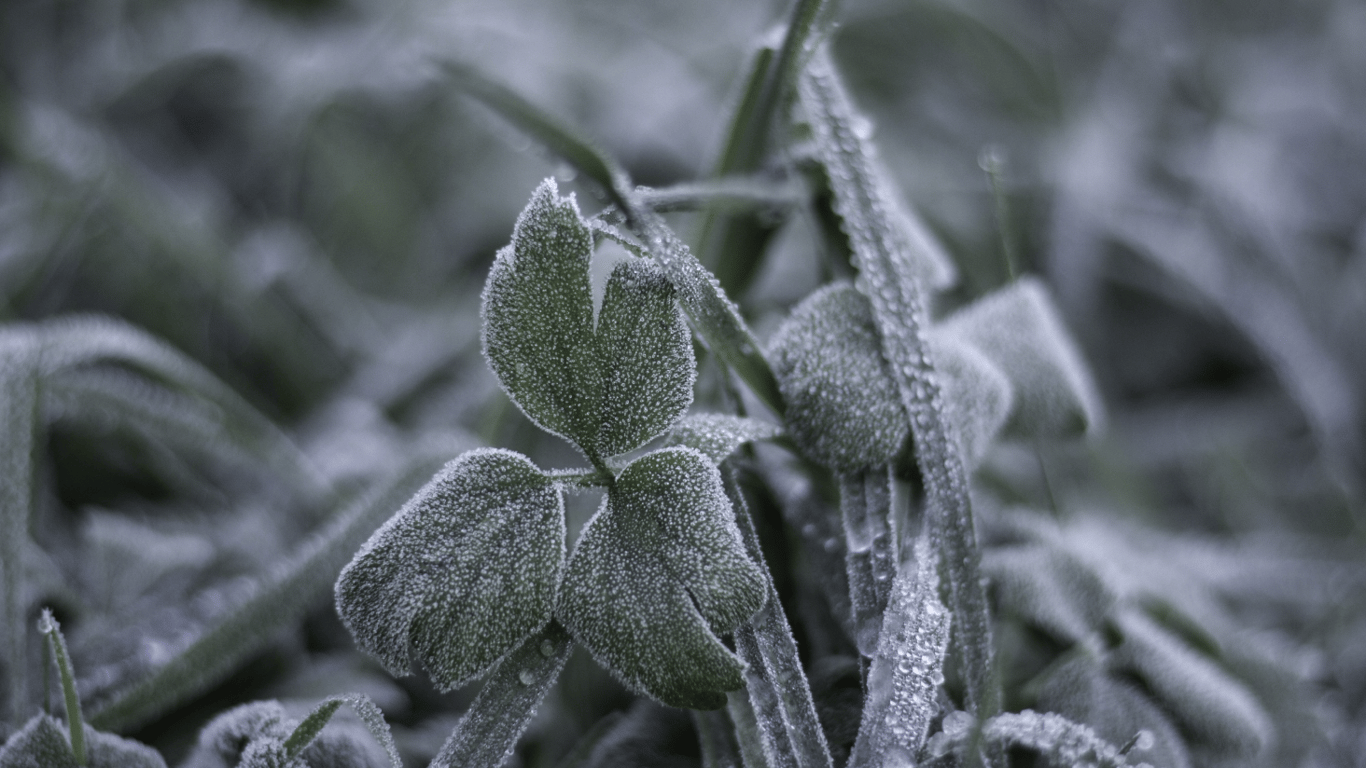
[482,180,693,464]
[936,278,1103,439]
[558,447,766,709]
[335,449,564,689]
[769,283,907,472]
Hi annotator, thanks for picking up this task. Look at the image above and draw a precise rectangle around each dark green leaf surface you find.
[335,448,563,690]
[483,180,693,463]
[769,283,907,472]
[558,447,766,709]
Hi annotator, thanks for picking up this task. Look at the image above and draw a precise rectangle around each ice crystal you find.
[482,179,694,465]
[557,447,766,709]
[335,449,564,689]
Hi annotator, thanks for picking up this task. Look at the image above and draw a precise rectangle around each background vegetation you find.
[2,0,1364,765]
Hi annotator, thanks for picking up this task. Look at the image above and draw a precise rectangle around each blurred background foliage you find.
[2,0,1364,765]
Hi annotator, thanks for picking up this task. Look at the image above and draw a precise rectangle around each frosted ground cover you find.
[2,0,1365,766]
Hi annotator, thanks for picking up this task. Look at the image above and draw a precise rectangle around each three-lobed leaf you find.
[335,448,564,689]
[558,447,766,710]
[482,179,694,465]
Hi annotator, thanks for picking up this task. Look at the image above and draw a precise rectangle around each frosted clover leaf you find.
[481,178,695,466]
[335,449,564,689]
[558,447,766,709]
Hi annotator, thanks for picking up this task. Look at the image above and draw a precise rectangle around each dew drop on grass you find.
[518,669,536,686]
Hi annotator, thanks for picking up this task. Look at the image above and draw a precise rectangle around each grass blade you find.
[695,0,833,296]
[87,448,457,732]
[36,610,83,765]
[848,537,950,768]
[282,694,402,768]
[726,472,834,768]
[0,332,39,726]
[430,622,573,768]
[799,46,999,734]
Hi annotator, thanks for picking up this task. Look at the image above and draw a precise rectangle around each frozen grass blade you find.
[693,709,743,768]
[87,448,456,732]
[799,46,999,731]
[695,0,831,296]
[848,538,950,768]
[430,622,573,768]
[36,316,325,497]
[726,472,834,768]
[637,178,800,214]
[441,62,784,416]
[281,694,402,768]
[0,332,38,726]
[727,689,773,768]
[36,610,83,765]
[840,470,898,658]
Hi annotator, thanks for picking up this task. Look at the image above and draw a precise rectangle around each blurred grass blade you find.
[726,472,834,768]
[0,331,39,725]
[696,0,832,297]
[441,62,784,415]
[36,316,325,497]
[430,622,573,768]
[692,709,743,768]
[441,61,632,214]
[282,694,402,768]
[87,448,457,732]
[637,177,800,214]
[799,47,999,731]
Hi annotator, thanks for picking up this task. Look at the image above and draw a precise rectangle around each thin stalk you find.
[37,610,83,765]
[637,178,800,214]
[693,709,744,768]
[799,46,1000,746]
[727,689,771,768]
[430,622,573,768]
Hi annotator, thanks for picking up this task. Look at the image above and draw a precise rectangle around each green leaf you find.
[929,335,1013,469]
[936,278,1103,439]
[595,257,696,458]
[660,414,781,465]
[558,447,766,709]
[769,283,907,472]
[983,543,1115,646]
[482,181,694,463]
[0,714,167,768]
[335,448,563,690]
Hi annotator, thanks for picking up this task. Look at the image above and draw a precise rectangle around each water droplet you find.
[1133,729,1155,752]
[518,669,535,685]
[539,640,555,657]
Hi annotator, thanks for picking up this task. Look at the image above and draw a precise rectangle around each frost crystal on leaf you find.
[335,448,564,690]
[482,179,694,464]
[557,447,766,709]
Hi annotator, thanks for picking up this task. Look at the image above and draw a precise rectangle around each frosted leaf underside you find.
[0,714,167,768]
[482,179,693,463]
[769,283,907,472]
[558,447,766,709]
[335,449,563,690]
